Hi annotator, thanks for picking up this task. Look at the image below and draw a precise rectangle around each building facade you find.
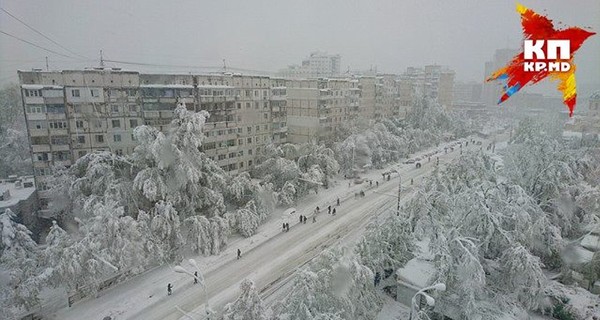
[18,69,288,215]
[278,52,341,79]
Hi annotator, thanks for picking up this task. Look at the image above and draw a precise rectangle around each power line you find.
[0,30,77,59]
[0,7,90,60]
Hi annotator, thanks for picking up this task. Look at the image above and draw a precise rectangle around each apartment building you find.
[278,52,341,79]
[398,65,455,108]
[286,78,360,143]
[18,68,288,215]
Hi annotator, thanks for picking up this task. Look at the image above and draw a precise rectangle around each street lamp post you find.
[174,259,211,319]
[409,283,446,320]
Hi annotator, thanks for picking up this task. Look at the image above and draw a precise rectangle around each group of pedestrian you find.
[282,222,290,232]
[299,215,308,224]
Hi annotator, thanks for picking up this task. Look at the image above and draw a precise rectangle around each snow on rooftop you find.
[21,84,64,90]
[0,177,36,209]
[396,258,436,288]
[581,234,600,252]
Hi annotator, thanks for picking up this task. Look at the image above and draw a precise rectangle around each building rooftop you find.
[0,176,36,210]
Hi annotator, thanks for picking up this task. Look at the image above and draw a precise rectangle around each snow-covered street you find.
[47,135,502,320]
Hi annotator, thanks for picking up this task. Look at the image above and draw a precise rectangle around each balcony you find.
[32,145,51,153]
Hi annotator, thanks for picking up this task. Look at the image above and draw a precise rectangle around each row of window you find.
[26,104,66,114]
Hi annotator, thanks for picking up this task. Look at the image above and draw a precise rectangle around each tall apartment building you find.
[278,52,341,79]
[286,78,359,143]
[18,69,287,215]
[398,65,455,107]
[482,48,519,106]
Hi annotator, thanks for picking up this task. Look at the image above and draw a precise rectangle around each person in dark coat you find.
[237,248,241,259]
[332,208,336,215]
[283,222,286,232]
[194,272,198,284]
[337,198,340,206]
[328,205,331,214]
[313,215,316,223]
[167,283,173,295]
[299,215,303,223]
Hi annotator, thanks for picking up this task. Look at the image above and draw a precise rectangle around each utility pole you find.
[396,175,401,216]
[45,56,49,71]
[100,50,104,67]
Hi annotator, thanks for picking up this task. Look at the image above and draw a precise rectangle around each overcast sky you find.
[1,0,598,95]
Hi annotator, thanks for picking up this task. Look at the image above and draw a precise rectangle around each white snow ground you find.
[45,134,507,320]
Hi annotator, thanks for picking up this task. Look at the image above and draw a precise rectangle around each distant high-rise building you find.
[278,52,341,79]
[398,65,455,107]
[482,48,519,106]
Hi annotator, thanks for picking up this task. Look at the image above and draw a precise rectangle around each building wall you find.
[19,69,288,215]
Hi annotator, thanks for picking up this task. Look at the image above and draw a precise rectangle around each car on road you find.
[404,159,416,164]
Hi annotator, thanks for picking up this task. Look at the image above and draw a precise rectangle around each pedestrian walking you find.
[328,205,331,214]
[348,182,351,187]
[285,223,289,232]
[387,175,390,181]
[337,198,340,206]
[283,222,286,232]
[316,206,320,213]
[369,180,372,187]
[332,208,336,215]
[167,283,173,296]
[304,216,307,224]
[300,215,303,223]
[376,181,379,187]
[194,272,198,284]
[313,215,316,223]
[237,248,242,259]
[411,178,414,185]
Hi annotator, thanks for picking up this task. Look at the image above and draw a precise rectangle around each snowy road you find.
[48,134,506,320]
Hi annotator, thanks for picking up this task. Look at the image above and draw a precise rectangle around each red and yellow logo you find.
[487,3,595,116]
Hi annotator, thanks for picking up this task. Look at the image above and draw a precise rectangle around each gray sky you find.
[1,0,599,95]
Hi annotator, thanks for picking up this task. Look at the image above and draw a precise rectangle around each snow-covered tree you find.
[0,209,45,312]
[356,213,415,277]
[278,249,381,320]
[222,279,269,320]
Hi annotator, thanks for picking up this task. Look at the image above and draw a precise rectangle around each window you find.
[128,105,137,112]
[90,89,99,97]
[248,160,253,166]
[238,128,242,134]
[94,119,102,128]
[254,102,259,109]
[238,139,244,145]
[78,150,87,158]
[256,125,260,132]
[129,119,138,128]
[74,105,83,113]
[239,150,244,156]
[239,162,244,168]
[237,103,241,109]
[76,120,84,128]
[115,149,123,156]
[247,126,252,133]
[77,135,85,144]
[229,152,236,159]
[218,154,226,160]
[46,104,65,113]
[35,153,49,161]
[95,135,104,143]
[72,89,80,97]
[264,113,268,119]
[25,89,42,97]
[246,102,250,109]
[50,136,69,145]
[248,149,253,155]
[113,134,121,142]
[247,137,252,144]
[112,105,119,113]
[227,139,235,147]
[31,136,49,145]
[111,120,120,128]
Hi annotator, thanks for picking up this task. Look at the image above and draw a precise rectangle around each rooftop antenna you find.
[223,59,227,72]
[100,50,105,67]
[45,56,49,71]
